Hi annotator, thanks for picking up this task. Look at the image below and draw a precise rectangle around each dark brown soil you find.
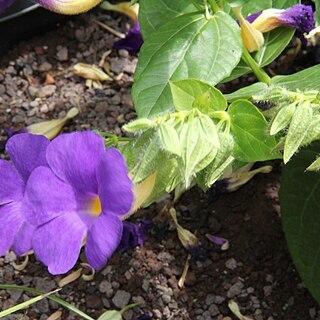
[0,6,319,320]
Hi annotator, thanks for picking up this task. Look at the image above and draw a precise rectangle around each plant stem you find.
[242,48,271,85]
[208,0,220,13]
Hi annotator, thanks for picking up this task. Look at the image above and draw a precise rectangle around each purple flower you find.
[23,131,134,275]
[119,220,154,253]
[114,23,144,53]
[0,0,14,14]
[0,134,49,256]
[249,4,314,34]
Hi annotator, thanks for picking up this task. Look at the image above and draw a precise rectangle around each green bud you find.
[123,118,155,133]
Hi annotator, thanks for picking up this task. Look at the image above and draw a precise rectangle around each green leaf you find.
[228,99,281,161]
[272,65,320,91]
[283,102,313,163]
[253,27,295,67]
[157,122,181,156]
[280,142,320,304]
[170,78,227,112]
[138,0,197,39]
[132,11,242,118]
[123,118,156,133]
[224,82,268,102]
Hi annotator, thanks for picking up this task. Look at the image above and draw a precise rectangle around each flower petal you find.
[14,222,35,256]
[0,203,23,256]
[5,133,50,183]
[33,214,86,275]
[97,148,134,216]
[114,24,144,53]
[0,160,24,205]
[46,131,105,195]
[23,166,78,226]
[85,212,123,269]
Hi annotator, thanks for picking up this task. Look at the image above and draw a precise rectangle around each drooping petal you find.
[0,203,23,256]
[13,222,35,256]
[5,133,50,183]
[0,160,24,205]
[85,212,123,269]
[250,4,314,34]
[0,0,14,14]
[23,166,78,226]
[33,214,86,275]
[97,148,134,216]
[114,24,144,53]
[34,0,101,15]
[46,131,105,195]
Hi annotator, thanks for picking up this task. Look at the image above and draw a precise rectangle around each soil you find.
[0,5,319,320]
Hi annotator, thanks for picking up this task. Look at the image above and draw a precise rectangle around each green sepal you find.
[157,122,181,156]
[284,102,313,163]
[270,103,296,135]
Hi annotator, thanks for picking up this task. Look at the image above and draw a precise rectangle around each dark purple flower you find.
[23,131,134,274]
[114,23,143,53]
[0,134,49,256]
[249,4,314,34]
[0,0,14,14]
[119,220,154,253]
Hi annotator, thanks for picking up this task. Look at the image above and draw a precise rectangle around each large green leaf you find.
[280,142,320,304]
[132,12,242,118]
[272,65,320,91]
[228,100,281,161]
[138,0,197,39]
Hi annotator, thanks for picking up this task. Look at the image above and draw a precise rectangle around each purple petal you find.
[206,234,229,251]
[33,214,86,275]
[278,4,314,34]
[13,222,35,256]
[246,11,262,23]
[46,131,105,195]
[6,133,50,183]
[0,203,23,256]
[85,212,123,270]
[114,23,144,53]
[0,0,14,14]
[23,166,78,226]
[119,220,154,253]
[97,148,134,216]
[0,160,24,205]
